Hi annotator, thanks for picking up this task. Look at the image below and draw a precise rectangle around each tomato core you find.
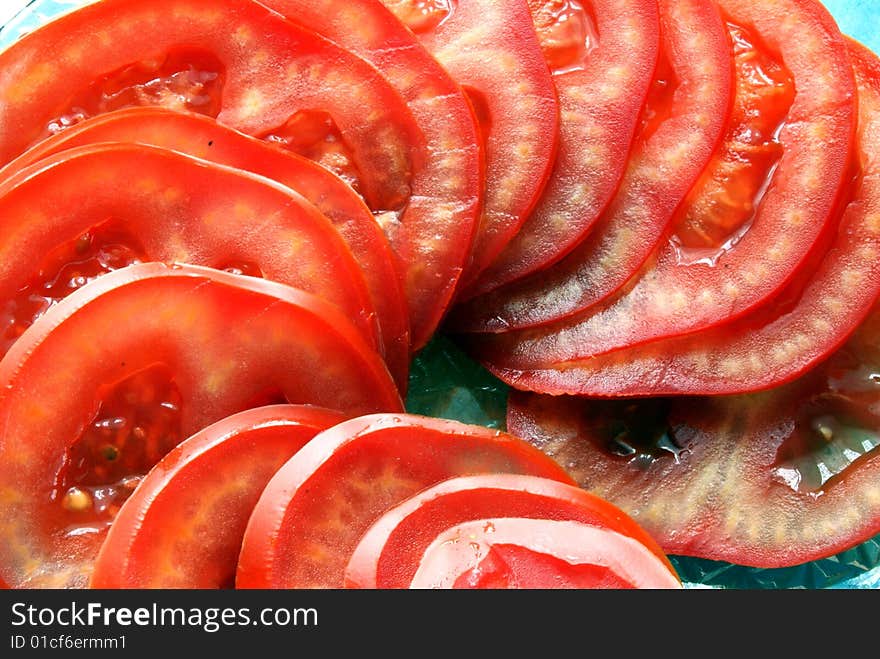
[672,21,795,261]
[530,0,598,75]
[383,0,457,34]
[51,364,183,531]
[45,47,226,140]
[1,221,145,356]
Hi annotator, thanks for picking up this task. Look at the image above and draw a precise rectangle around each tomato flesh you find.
[0,263,402,588]
[236,414,574,589]
[90,405,345,589]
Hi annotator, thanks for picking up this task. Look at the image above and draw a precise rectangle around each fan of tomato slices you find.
[0,0,878,590]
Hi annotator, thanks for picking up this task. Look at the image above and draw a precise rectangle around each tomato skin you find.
[0,107,411,392]
[236,414,574,589]
[0,0,424,214]
[0,263,401,588]
[460,0,858,376]
[463,0,661,298]
[344,473,679,589]
[259,0,482,351]
[382,0,560,288]
[0,141,383,360]
[90,405,345,589]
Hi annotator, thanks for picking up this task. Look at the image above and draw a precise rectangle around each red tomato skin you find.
[0,263,402,588]
[235,414,575,589]
[89,405,345,589]
[260,0,483,351]
[0,108,411,393]
[344,473,679,589]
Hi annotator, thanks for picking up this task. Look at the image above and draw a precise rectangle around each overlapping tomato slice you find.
[345,474,681,589]
[0,107,410,391]
[0,263,401,588]
[90,405,345,589]
[235,413,574,588]
[382,0,560,288]
[460,0,858,391]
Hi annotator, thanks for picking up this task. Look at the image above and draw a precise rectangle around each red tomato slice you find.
[90,404,345,589]
[0,107,410,392]
[382,0,560,287]
[489,39,880,397]
[0,0,422,213]
[508,283,880,568]
[236,414,574,588]
[0,142,381,360]
[461,0,660,298]
[345,473,680,589]
[259,0,482,350]
[461,0,857,372]
[453,0,733,330]
[0,263,402,588]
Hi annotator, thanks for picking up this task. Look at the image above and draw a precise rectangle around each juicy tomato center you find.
[383,0,458,34]
[1,221,145,357]
[774,321,880,495]
[454,544,634,589]
[261,110,367,204]
[636,50,679,145]
[51,365,183,530]
[44,48,226,140]
[596,399,690,469]
[672,21,795,261]
[529,0,598,75]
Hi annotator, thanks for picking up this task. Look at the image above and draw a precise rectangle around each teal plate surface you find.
[2,0,879,589]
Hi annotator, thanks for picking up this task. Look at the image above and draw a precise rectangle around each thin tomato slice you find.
[452,0,732,331]
[90,405,345,589]
[0,107,410,392]
[345,474,680,589]
[382,0,559,287]
[462,0,857,371]
[0,263,402,588]
[260,0,482,350]
[0,142,380,360]
[462,0,660,298]
[236,414,573,588]
[0,0,423,216]
[490,39,880,397]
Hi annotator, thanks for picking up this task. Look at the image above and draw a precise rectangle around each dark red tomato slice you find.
[0,0,423,217]
[0,142,381,360]
[0,263,402,588]
[490,40,880,397]
[90,404,345,589]
[345,474,680,589]
[260,0,482,351]
[461,0,660,298]
[0,108,410,392]
[508,284,880,569]
[452,0,732,330]
[235,414,574,588]
[382,0,559,288]
[461,0,857,371]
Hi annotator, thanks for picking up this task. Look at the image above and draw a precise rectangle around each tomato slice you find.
[345,473,680,589]
[489,39,880,397]
[461,0,857,373]
[0,142,382,360]
[461,0,660,298]
[0,107,410,392]
[453,0,733,330]
[382,0,560,288]
[508,278,880,569]
[235,414,574,588]
[0,263,402,588]
[259,0,482,350]
[0,0,422,211]
[90,404,345,589]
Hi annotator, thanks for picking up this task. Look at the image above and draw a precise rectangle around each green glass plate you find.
[2,0,879,589]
